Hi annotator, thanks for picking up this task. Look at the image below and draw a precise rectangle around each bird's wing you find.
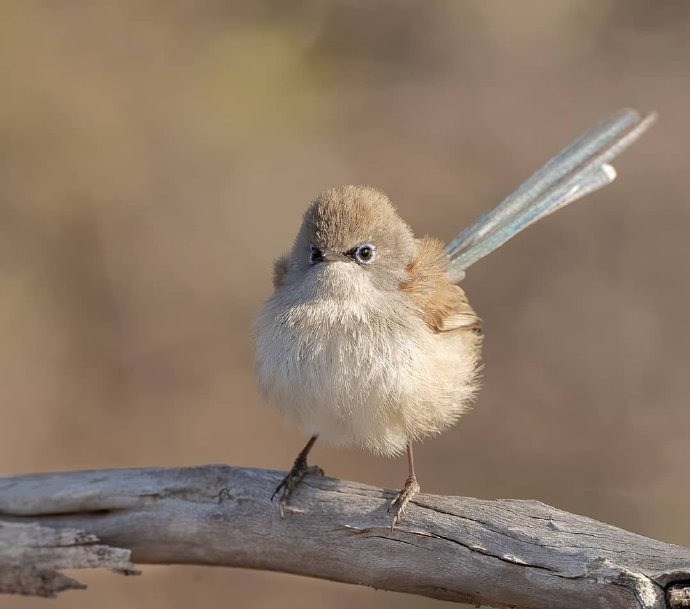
[401,238,481,334]
[273,255,290,288]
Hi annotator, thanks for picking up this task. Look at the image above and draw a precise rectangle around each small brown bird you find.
[254,109,655,528]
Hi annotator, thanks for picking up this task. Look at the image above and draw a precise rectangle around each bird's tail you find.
[445,108,657,283]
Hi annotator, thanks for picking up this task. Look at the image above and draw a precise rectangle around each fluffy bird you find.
[254,109,655,527]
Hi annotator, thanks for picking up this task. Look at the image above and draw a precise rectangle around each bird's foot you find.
[388,475,420,530]
[272,458,324,517]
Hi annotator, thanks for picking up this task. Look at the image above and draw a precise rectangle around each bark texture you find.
[1,465,689,608]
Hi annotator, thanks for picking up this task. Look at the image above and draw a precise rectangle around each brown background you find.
[1,2,688,608]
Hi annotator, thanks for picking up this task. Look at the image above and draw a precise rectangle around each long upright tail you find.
[445,108,657,283]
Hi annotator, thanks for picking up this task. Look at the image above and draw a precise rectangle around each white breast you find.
[254,264,477,456]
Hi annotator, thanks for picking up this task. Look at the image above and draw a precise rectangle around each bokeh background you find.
[1,1,688,608]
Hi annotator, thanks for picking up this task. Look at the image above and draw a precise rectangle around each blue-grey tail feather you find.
[445,109,657,283]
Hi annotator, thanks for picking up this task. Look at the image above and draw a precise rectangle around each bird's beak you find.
[322,248,347,263]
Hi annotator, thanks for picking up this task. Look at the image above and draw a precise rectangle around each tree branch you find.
[1,465,689,608]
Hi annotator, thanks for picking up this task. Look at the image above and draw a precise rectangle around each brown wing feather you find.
[400,238,482,334]
[273,255,290,288]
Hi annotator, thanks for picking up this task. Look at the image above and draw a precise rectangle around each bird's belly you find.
[257,310,409,454]
[256,296,479,457]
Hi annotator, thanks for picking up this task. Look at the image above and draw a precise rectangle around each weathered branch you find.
[0,521,138,597]
[1,466,689,608]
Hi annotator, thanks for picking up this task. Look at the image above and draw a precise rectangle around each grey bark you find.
[0,521,138,597]
[0,465,689,608]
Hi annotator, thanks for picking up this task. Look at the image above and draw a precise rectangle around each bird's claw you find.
[272,462,324,517]
[388,476,420,530]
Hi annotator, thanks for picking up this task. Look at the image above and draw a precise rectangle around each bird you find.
[254,109,656,529]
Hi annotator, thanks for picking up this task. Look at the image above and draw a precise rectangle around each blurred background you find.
[1,1,688,608]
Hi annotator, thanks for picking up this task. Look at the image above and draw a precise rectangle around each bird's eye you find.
[350,243,376,265]
[310,244,323,264]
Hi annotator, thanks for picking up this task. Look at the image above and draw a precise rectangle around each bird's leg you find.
[389,442,420,530]
[272,435,323,517]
